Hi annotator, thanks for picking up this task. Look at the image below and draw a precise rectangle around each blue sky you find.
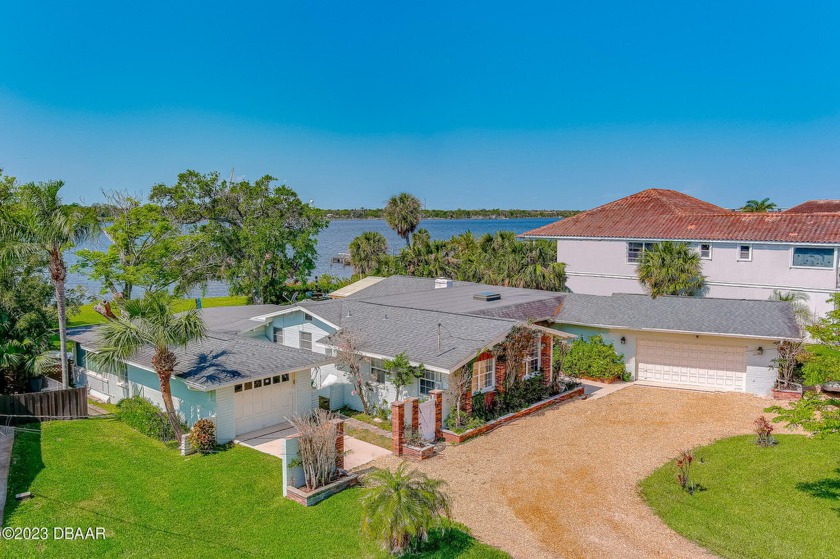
[1,1,838,210]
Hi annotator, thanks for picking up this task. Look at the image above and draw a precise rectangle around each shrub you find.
[187,418,217,452]
[766,391,840,436]
[675,449,698,494]
[288,409,339,490]
[563,335,626,380]
[801,345,840,386]
[116,396,184,442]
[754,416,776,447]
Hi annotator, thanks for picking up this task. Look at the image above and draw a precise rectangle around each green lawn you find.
[640,435,840,559]
[1,419,505,559]
[68,296,250,327]
[338,406,392,432]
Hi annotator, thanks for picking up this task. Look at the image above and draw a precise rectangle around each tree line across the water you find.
[320,208,580,220]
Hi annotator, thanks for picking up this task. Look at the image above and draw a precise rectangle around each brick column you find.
[494,358,506,393]
[331,418,345,469]
[541,334,553,386]
[390,401,405,456]
[429,389,443,440]
[406,397,419,434]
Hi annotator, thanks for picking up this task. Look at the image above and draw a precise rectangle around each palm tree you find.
[383,193,422,246]
[742,198,778,212]
[637,241,705,298]
[0,181,99,387]
[770,290,813,331]
[361,463,452,555]
[349,231,388,277]
[89,294,206,439]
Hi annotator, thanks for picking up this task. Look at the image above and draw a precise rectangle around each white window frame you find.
[790,246,836,269]
[738,244,752,262]
[370,358,388,384]
[273,327,284,344]
[419,370,441,396]
[299,331,313,351]
[524,338,542,378]
[627,241,656,264]
[699,243,712,260]
[472,357,496,393]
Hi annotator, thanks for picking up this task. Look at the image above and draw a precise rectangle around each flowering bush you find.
[675,449,699,494]
[754,416,776,447]
[187,418,217,452]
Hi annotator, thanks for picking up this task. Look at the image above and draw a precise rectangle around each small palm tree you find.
[383,193,422,246]
[89,294,205,439]
[637,241,705,298]
[361,463,452,555]
[349,231,388,277]
[0,181,99,387]
[742,198,778,212]
[770,290,813,331]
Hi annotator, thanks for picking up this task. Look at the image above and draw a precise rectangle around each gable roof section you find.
[785,200,840,214]
[554,293,801,340]
[523,188,840,244]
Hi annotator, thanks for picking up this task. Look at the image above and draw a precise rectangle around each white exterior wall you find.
[267,311,333,354]
[555,324,778,396]
[558,238,839,316]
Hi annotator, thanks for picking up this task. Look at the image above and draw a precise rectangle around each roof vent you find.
[435,278,454,289]
[473,291,501,302]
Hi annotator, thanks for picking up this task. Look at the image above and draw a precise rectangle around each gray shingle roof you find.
[554,293,801,340]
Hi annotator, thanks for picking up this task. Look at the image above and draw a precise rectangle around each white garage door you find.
[234,374,296,435]
[636,339,746,392]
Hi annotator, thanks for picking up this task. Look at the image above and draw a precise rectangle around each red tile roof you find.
[785,200,840,214]
[524,188,840,243]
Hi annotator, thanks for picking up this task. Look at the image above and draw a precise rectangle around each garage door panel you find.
[234,376,297,435]
[637,340,746,392]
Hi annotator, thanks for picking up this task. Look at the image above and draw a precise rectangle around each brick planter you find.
[771,387,803,401]
[577,375,621,384]
[442,386,584,444]
[286,472,359,507]
[402,443,436,461]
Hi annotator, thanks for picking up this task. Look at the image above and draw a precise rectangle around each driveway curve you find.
[373,385,772,559]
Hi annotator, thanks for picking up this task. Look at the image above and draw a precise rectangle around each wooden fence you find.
[0,386,88,424]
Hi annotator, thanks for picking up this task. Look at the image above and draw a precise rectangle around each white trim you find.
[248,306,341,330]
[472,357,496,393]
[555,320,798,342]
[564,270,840,294]
[524,234,840,247]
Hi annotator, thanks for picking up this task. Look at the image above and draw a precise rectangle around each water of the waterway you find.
[65,218,557,298]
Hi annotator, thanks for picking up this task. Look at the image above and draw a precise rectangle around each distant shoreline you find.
[320,210,578,220]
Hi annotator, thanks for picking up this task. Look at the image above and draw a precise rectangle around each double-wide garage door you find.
[234,375,296,435]
[636,339,746,392]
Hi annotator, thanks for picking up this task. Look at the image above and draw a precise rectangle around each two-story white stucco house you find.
[523,189,840,317]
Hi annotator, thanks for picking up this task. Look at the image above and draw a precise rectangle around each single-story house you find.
[69,275,799,443]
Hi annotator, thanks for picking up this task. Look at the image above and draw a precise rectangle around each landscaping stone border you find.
[441,386,585,444]
[771,388,802,401]
[402,443,436,461]
[286,472,359,506]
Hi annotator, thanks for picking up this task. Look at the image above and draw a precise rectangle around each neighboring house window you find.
[472,357,495,393]
[273,327,284,344]
[524,338,541,378]
[627,242,656,263]
[792,247,835,268]
[738,245,752,261]
[419,370,441,395]
[299,331,313,351]
[370,358,388,383]
[699,243,712,260]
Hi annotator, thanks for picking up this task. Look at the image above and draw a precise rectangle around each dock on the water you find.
[331,252,352,265]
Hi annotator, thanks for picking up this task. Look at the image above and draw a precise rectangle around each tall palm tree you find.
[0,181,99,387]
[637,241,705,298]
[349,231,388,277]
[383,192,422,246]
[742,198,778,212]
[89,294,206,439]
[361,463,452,555]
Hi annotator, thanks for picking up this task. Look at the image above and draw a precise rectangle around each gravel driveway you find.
[373,385,772,559]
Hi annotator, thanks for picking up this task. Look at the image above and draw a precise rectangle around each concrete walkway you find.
[580,378,633,400]
[0,431,14,526]
[236,422,390,470]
